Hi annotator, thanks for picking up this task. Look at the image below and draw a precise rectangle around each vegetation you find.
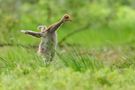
[1,0,135,90]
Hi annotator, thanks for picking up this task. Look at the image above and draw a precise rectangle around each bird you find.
[21,14,71,64]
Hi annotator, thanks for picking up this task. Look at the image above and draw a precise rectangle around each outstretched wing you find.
[20,30,43,38]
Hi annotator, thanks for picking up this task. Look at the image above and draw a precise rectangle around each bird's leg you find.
[21,30,43,38]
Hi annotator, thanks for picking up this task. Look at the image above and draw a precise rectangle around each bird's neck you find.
[58,19,64,25]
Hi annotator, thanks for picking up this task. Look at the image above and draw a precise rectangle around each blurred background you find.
[1,0,135,47]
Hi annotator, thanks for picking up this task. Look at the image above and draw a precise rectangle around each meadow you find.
[1,0,135,90]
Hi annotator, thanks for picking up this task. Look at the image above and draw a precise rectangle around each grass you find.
[1,2,135,90]
[1,24,135,89]
[1,40,135,90]
[1,22,135,90]
[1,51,135,90]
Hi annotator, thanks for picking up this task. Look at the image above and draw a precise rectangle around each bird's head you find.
[61,14,72,22]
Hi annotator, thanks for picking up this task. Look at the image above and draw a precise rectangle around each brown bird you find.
[21,14,71,64]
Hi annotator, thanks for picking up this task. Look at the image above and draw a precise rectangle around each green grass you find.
[1,1,135,90]
[1,28,135,90]
[0,42,135,90]
[1,23,135,90]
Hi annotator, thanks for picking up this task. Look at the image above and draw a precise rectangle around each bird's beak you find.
[68,18,72,21]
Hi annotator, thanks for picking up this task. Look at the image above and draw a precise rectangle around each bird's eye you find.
[65,16,69,19]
